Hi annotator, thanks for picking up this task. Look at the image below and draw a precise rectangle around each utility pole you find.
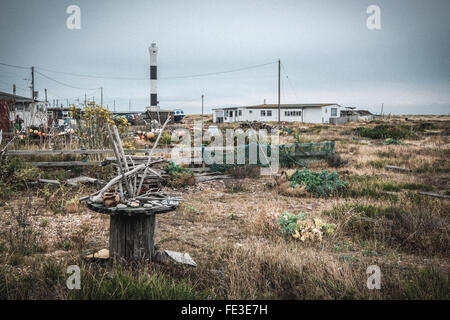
[381,103,384,118]
[31,66,35,122]
[84,94,87,109]
[13,84,16,97]
[101,87,103,107]
[278,59,281,123]
[113,100,116,113]
[44,88,47,103]
[31,66,35,100]
[201,94,204,146]
[129,99,131,112]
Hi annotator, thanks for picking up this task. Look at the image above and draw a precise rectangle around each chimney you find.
[148,42,158,111]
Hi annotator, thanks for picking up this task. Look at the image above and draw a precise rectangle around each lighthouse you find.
[148,42,158,111]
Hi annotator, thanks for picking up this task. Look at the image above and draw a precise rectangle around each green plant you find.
[159,132,172,145]
[277,212,309,235]
[353,124,417,140]
[289,169,346,197]
[164,162,195,188]
[165,161,192,175]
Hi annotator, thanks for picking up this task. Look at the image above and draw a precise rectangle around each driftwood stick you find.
[128,155,137,195]
[113,125,135,197]
[136,116,171,195]
[106,123,126,200]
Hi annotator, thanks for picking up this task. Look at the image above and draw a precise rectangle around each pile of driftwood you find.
[83,117,181,211]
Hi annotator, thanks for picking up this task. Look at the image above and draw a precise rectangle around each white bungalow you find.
[0,91,48,129]
[212,103,342,124]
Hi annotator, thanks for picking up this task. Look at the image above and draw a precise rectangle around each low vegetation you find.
[0,115,448,300]
[164,161,195,188]
[288,168,346,197]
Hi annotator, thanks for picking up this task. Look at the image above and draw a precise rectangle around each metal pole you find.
[278,59,281,123]
[201,94,204,146]
[101,87,103,107]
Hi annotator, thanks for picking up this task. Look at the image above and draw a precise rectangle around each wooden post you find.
[109,214,156,260]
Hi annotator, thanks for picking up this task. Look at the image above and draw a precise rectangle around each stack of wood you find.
[104,155,169,189]
[85,117,180,211]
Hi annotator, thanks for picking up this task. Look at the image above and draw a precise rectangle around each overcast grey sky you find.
[0,0,449,114]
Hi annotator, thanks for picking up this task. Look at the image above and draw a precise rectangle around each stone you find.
[85,248,109,259]
[117,203,127,209]
[153,250,197,267]
[129,201,140,208]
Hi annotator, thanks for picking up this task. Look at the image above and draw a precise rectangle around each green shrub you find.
[165,161,192,175]
[289,169,346,197]
[164,162,195,188]
[353,124,417,140]
[159,132,172,145]
[0,156,43,199]
[277,212,308,235]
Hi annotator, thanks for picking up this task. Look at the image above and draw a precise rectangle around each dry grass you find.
[0,115,449,299]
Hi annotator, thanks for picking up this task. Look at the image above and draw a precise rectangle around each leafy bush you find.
[165,161,192,175]
[0,156,42,199]
[164,161,195,188]
[159,132,172,145]
[288,169,346,197]
[277,212,335,242]
[278,212,308,235]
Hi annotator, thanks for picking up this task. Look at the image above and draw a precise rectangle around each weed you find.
[353,124,417,140]
[289,169,346,197]
[4,197,47,255]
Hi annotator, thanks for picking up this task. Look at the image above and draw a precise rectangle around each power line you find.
[160,61,278,80]
[1,60,277,81]
[35,70,101,90]
[35,66,147,80]
[0,62,29,70]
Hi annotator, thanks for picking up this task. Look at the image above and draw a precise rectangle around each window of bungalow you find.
[260,110,266,116]
[267,110,272,116]
[331,108,337,116]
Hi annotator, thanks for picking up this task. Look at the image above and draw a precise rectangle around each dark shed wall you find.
[0,100,10,137]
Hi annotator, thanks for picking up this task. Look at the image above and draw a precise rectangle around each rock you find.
[117,203,127,209]
[85,249,109,259]
[143,203,152,208]
[129,201,140,208]
[153,250,197,267]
